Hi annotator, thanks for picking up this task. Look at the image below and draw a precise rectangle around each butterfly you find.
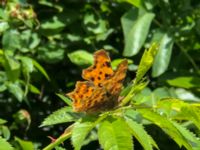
[66,50,128,113]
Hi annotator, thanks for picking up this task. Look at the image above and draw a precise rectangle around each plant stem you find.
[43,130,72,150]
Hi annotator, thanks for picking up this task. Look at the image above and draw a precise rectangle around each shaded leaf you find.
[0,119,7,125]
[3,51,20,82]
[32,59,50,81]
[7,82,24,102]
[56,93,72,106]
[29,84,40,94]
[2,30,21,50]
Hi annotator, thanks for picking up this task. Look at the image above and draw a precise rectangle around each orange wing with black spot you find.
[66,50,128,113]
[82,50,114,86]
[66,81,108,112]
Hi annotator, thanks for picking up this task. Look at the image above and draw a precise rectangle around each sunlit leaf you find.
[167,76,200,89]
[0,136,13,150]
[71,122,94,150]
[15,137,34,150]
[152,33,174,77]
[122,8,155,56]
[68,50,93,66]
[41,107,81,127]
[98,118,133,150]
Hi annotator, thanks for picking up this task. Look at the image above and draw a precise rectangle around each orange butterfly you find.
[66,50,128,113]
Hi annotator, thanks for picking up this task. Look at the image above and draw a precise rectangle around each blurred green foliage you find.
[0,0,200,149]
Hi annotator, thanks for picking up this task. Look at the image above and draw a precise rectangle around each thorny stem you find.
[43,128,72,150]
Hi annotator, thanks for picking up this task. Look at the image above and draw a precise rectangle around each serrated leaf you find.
[171,121,200,149]
[56,93,72,106]
[126,118,157,150]
[135,43,158,84]
[0,136,13,150]
[15,137,34,150]
[68,50,93,66]
[122,9,155,56]
[41,107,81,127]
[139,109,193,150]
[157,99,200,129]
[71,122,94,150]
[98,118,133,150]
[152,33,174,77]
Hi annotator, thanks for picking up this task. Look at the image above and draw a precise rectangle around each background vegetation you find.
[0,0,200,150]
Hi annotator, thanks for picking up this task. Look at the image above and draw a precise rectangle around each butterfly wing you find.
[82,50,114,87]
[103,60,128,99]
[66,81,108,112]
[67,50,128,113]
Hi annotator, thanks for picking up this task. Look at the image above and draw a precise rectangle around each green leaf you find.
[2,30,21,50]
[29,84,40,94]
[37,43,65,63]
[15,137,34,150]
[40,107,81,127]
[56,93,72,106]
[3,51,20,82]
[135,43,158,84]
[98,118,133,150]
[139,109,193,150]
[0,118,7,125]
[0,22,9,33]
[124,0,142,8]
[0,136,13,150]
[40,16,65,35]
[111,58,133,70]
[1,126,10,140]
[167,76,200,89]
[7,82,24,102]
[68,50,93,66]
[19,56,34,74]
[71,122,94,150]
[122,9,155,56]
[152,33,174,77]
[126,118,158,150]
[174,88,200,102]
[32,59,50,81]
[156,99,200,129]
[171,121,200,149]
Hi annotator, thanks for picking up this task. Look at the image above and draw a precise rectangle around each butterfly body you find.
[66,50,128,113]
